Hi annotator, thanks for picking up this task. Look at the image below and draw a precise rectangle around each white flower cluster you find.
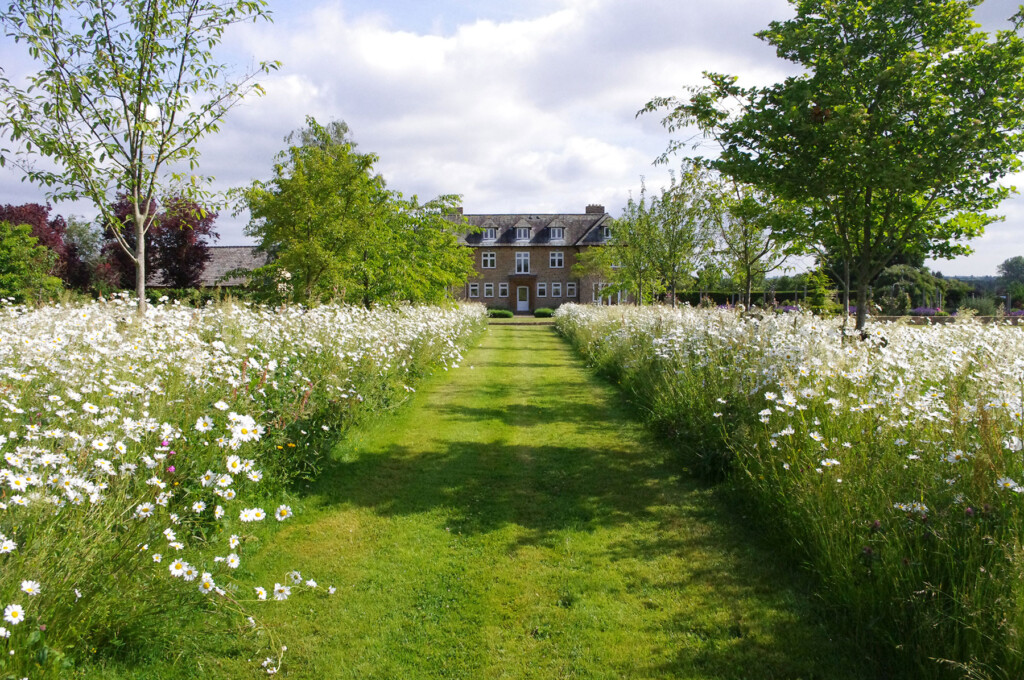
[0,297,485,674]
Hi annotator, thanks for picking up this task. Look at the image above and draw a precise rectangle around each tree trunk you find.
[135,214,147,315]
[855,276,869,331]
[744,267,753,309]
[671,278,677,308]
[841,259,851,332]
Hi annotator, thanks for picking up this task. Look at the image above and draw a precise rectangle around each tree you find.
[102,194,218,289]
[152,196,218,288]
[0,221,63,303]
[656,161,719,307]
[241,117,475,306]
[0,201,90,286]
[644,0,1024,329]
[63,215,104,290]
[574,182,663,304]
[998,256,1024,285]
[0,1,278,313]
[102,195,159,290]
[718,184,800,308]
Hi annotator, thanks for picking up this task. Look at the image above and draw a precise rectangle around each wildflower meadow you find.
[0,295,485,677]
[556,304,1024,678]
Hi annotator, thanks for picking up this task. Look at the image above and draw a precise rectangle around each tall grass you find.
[556,303,1024,679]
[0,295,486,676]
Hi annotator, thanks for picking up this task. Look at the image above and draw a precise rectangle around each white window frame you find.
[552,282,562,298]
[516,227,530,241]
[481,251,496,269]
[549,251,564,268]
[538,282,547,297]
[498,283,509,297]
[484,283,494,297]
[469,283,479,298]
[550,226,565,241]
[483,227,497,240]
[602,226,612,240]
[567,282,577,298]
[515,252,530,274]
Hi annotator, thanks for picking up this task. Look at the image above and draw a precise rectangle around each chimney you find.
[455,206,464,215]
[585,204,605,214]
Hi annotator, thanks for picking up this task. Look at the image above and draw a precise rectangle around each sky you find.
[0,0,1021,276]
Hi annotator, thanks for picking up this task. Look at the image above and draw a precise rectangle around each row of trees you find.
[0,198,218,302]
[578,162,800,309]
[632,0,1024,330]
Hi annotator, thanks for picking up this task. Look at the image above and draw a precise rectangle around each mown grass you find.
[97,323,871,678]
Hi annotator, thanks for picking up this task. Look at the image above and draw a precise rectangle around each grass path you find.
[227,323,866,678]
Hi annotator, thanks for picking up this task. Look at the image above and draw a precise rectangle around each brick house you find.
[453,204,623,313]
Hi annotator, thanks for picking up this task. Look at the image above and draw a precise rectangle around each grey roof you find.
[199,246,268,287]
[454,211,611,248]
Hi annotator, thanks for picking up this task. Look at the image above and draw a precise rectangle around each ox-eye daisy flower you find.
[3,605,23,626]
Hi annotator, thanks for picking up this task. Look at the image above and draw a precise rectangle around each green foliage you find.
[874,264,942,309]
[0,221,63,303]
[0,0,278,312]
[645,0,1024,330]
[805,268,839,316]
[877,290,912,316]
[533,307,554,318]
[998,255,1024,286]
[959,296,998,316]
[241,117,475,306]
[488,308,513,318]
[578,165,719,307]
[718,184,802,307]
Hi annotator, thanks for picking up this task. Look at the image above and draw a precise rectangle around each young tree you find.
[717,184,799,309]
[645,0,1024,329]
[656,162,719,307]
[575,183,662,304]
[0,0,278,313]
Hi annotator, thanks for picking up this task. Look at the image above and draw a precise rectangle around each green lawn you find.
[101,324,870,679]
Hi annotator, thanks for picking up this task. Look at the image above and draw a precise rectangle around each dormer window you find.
[483,227,497,240]
[516,226,531,241]
[602,226,612,240]
[550,227,565,241]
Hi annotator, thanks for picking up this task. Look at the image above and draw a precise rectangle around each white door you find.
[517,286,529,312]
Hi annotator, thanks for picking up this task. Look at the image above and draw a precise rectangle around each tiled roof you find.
[454,211,611,247]
[199,246,268,287]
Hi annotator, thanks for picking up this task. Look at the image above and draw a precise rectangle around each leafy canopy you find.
[0,221,63,304]
[241,117,475,306]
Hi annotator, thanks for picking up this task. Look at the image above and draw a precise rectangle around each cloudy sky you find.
[1,0,1021,276]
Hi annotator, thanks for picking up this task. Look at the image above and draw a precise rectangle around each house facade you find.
[454,204,623,313]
